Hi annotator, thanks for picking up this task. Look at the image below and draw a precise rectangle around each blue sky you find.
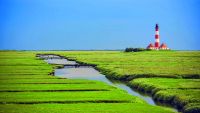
[0,0,200,50]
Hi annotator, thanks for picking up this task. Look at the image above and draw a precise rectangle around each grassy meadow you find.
[0,51,175,113]
[55,51,200,79]
[129,78,200,113]
[43,50,200,113]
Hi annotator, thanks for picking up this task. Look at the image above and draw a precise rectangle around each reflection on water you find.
[45,59,77,65]
[114,83,156,105]
[55,66,156,105]
[56,67,112,84]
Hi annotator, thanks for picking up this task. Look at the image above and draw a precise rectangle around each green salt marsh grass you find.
[0,78,96,83]
[52,51,200,79]
[0,103,175,113]
[129,78,200,113]
[0,51,175,113]
[0,91,142,103]
[0,82,114,91]
[41,50,200,113]
[129,78,200,91]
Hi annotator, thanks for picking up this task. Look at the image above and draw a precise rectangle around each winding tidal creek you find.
[39,54,178,112]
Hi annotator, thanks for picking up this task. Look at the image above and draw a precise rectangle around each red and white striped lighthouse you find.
[146,24,170,50]
[155,24,160,49]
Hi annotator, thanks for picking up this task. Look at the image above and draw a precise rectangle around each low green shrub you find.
[124,48,146,52]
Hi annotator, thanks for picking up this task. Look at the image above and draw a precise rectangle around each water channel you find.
[39,54,178,112]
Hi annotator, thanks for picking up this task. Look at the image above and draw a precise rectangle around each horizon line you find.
[0,49,199,51]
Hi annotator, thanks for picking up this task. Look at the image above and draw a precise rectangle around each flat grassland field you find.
[55,51,200,79]
[0,51,200,113]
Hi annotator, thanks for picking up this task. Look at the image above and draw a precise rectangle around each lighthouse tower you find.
[146,24,170,50]
[155,24,160,49]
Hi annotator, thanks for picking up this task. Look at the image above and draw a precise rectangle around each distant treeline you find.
[124,48,146,52]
